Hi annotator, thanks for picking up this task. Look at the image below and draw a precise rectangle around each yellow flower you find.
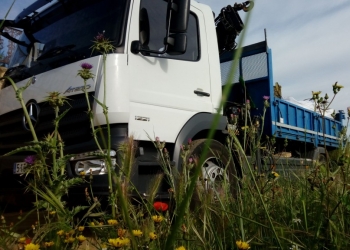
[132,229,143,237]
[49,211,56,215]
[24,243,40,250]
[241,126,249,130]
[108,238,125,248]
[80,171,86,176]
[64,237,75,244]
[122,238,130,246]
[236,240,250,250]
[90,222,95,226]
[107,219,118,226]
[272,171,279,178]
[151,215,164,223]
[78,226,85,232]
[18,237,26,243]
[44,241,54,247]
[77,235,86,242]
[117,228,127,238]
[176,246,186,250]
[57,230,64,236]
[149,232,157,240]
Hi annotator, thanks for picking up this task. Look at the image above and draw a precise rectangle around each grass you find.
[1,2,350,249]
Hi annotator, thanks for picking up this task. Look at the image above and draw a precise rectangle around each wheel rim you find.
[200,159,229,192]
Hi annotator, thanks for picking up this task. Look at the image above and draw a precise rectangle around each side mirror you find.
[165,34,187,55]
[139,8,150,46]
[168,0,190,33]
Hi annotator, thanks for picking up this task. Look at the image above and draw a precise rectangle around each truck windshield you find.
[9,0,129,75]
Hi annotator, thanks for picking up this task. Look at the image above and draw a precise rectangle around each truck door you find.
[128,0,212,141]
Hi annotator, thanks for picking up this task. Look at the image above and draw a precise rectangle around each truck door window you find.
[140,0,199,61]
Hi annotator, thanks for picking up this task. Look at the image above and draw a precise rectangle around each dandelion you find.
[78,226,85,232]
[108,238,125,248]
[149,232,157,240]
[57,230,64,236]
[107,219,118,226]
[77,235,86,243]
[44,241,54,247]
[132,230,143,237]
[153,201,169,212]
[24,243,40,250]
[236,240,250,249]
[176,246,186,250]
[24,155,36,165]
[64,237,75,244]
[152,215,164,223]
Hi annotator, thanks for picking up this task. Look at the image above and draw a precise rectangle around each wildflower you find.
[77,63,94,80]
[332,82,344,94]
[246,99,250,110]
[80,171,86,176]
[122,238,130,246]
[81,63,93,70]
[272,171,279,178]
[312,91,321,99]
[45,91,69,107]
[153,201,169,212]
[107,219,118,226]
[132,230,143,237]
[292,218,301,224]
[57,230,64,236]
[117,228,127,238]
[24,243,40,250]
[236,240,250,249]
[91,31,115,54]
[263,96,270,108]
[149,232,157,240]
[77,235,86,243]
[24,155,36,165]
[64,237,75,244]
[108,238,125,248]
[263,95,270,100]
[78,226,85,232]
[241,126,249,130]
[18,237,26,243]
[49,211,56,215]
[44,241,54,247]
[176,246,186,250]
[90,222,95,226]
[152,215,164,223]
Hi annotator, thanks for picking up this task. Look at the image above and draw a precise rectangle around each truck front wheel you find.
[185,139,238,202]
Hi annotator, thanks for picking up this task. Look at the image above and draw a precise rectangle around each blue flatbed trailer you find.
[221,40,345,156]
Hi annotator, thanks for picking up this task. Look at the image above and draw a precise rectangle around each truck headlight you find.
[74,158,116,175]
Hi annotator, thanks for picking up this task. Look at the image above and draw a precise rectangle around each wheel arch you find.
[172,112,227,169]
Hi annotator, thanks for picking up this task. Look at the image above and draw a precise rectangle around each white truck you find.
[0,0,344,207]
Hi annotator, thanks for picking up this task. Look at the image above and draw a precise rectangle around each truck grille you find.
[0,93,94,153]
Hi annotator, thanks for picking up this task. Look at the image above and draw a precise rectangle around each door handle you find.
[194,89,210,97]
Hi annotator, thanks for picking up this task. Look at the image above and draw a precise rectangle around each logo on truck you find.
[23,101,40,131]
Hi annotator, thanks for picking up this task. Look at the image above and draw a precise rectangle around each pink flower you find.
[263,96,270,100]
[81,63,93,70]
[246,99,250,103]
[24,155,36,165]
[155,137,160,142]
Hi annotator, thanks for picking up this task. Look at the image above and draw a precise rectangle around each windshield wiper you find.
[0,30,30,47]
[37,44,76,60]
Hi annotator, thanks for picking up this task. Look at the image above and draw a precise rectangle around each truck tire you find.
[185,139,238,203]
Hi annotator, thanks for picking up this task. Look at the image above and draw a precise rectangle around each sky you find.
[1,0,350,117]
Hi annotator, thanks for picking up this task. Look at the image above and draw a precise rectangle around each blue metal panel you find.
[222,41,345,149]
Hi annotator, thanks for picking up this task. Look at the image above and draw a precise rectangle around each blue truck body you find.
[221,41,344,150]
